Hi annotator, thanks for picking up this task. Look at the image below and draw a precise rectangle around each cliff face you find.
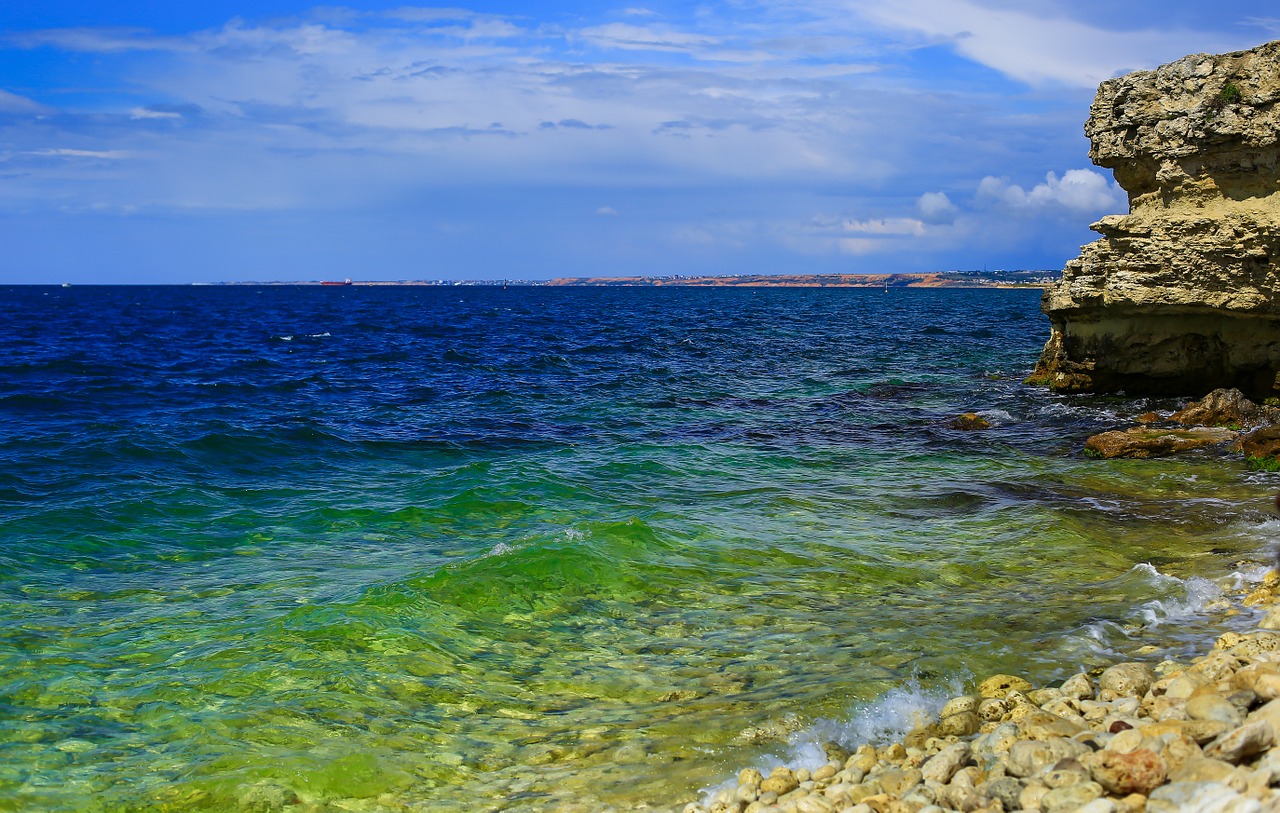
[1030,40,1280,398]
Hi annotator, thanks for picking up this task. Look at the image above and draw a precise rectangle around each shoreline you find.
[673,557,1280,813]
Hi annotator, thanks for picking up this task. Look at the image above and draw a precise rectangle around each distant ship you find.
[320,279,353,286]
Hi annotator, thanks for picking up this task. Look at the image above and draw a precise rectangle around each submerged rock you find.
[1083,426,1237,458]
[1082,388,1280,460]
[1169,387,1275,428]
[947,412,991,430]
[1028,40,1280,399]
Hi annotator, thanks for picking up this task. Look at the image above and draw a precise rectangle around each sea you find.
[0,284,1277,812]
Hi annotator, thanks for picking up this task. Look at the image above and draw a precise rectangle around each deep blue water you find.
[0,285,1274,812]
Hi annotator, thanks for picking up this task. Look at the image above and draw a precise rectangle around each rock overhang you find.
[1032,39,1280,399]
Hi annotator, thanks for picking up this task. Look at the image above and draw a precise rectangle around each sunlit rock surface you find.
[1030,41,1280,398]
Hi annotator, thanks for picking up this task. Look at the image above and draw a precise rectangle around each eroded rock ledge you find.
[1029,40,1280,399]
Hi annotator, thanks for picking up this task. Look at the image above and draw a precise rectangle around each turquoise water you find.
[0,285,1275,811]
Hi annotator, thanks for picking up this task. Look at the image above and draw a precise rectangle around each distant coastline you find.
[544,270,1058,288]
[213,270,1060,288]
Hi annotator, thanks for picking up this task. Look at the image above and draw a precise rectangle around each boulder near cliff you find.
[1029,40,1280,398]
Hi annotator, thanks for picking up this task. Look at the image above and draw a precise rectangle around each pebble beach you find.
[678,571,1280,813]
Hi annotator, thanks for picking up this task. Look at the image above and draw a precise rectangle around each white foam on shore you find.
[1137,575,1228,629]
[1063,559,1271,663]
[701,674,966,804]
[796,674,966,754]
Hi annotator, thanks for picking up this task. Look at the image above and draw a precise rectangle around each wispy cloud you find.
[576,23,722,53]
[11,27,191,53]
[26,148,131,159]
[0,89,47,114]
[842,0,1255,86]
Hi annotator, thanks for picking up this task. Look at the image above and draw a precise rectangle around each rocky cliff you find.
[1029,40,1280,398]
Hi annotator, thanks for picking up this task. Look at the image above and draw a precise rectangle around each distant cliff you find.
[1030,40,1280,398]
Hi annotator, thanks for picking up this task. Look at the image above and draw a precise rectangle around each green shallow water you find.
[0,285,1277,811]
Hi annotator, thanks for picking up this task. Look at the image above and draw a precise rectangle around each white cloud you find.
[977,169,1123,214]
[130,107,181,120]
[795,213,938,257]
[596,206,619,216]
[916,191,957,224]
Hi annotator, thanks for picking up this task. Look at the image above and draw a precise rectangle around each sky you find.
[0,2,1277,283]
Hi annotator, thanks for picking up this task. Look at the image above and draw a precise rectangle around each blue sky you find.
[0,1,1276,283]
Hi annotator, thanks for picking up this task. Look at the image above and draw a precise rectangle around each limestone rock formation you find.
[1030,40,1280,398]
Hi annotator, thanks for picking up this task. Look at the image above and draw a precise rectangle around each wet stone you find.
[940,696,980,718]
[822,742,851,765]
[977,674,1033,699]
[937,711,980,738]
[976,698,1010,722]
[761,768,799,796]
